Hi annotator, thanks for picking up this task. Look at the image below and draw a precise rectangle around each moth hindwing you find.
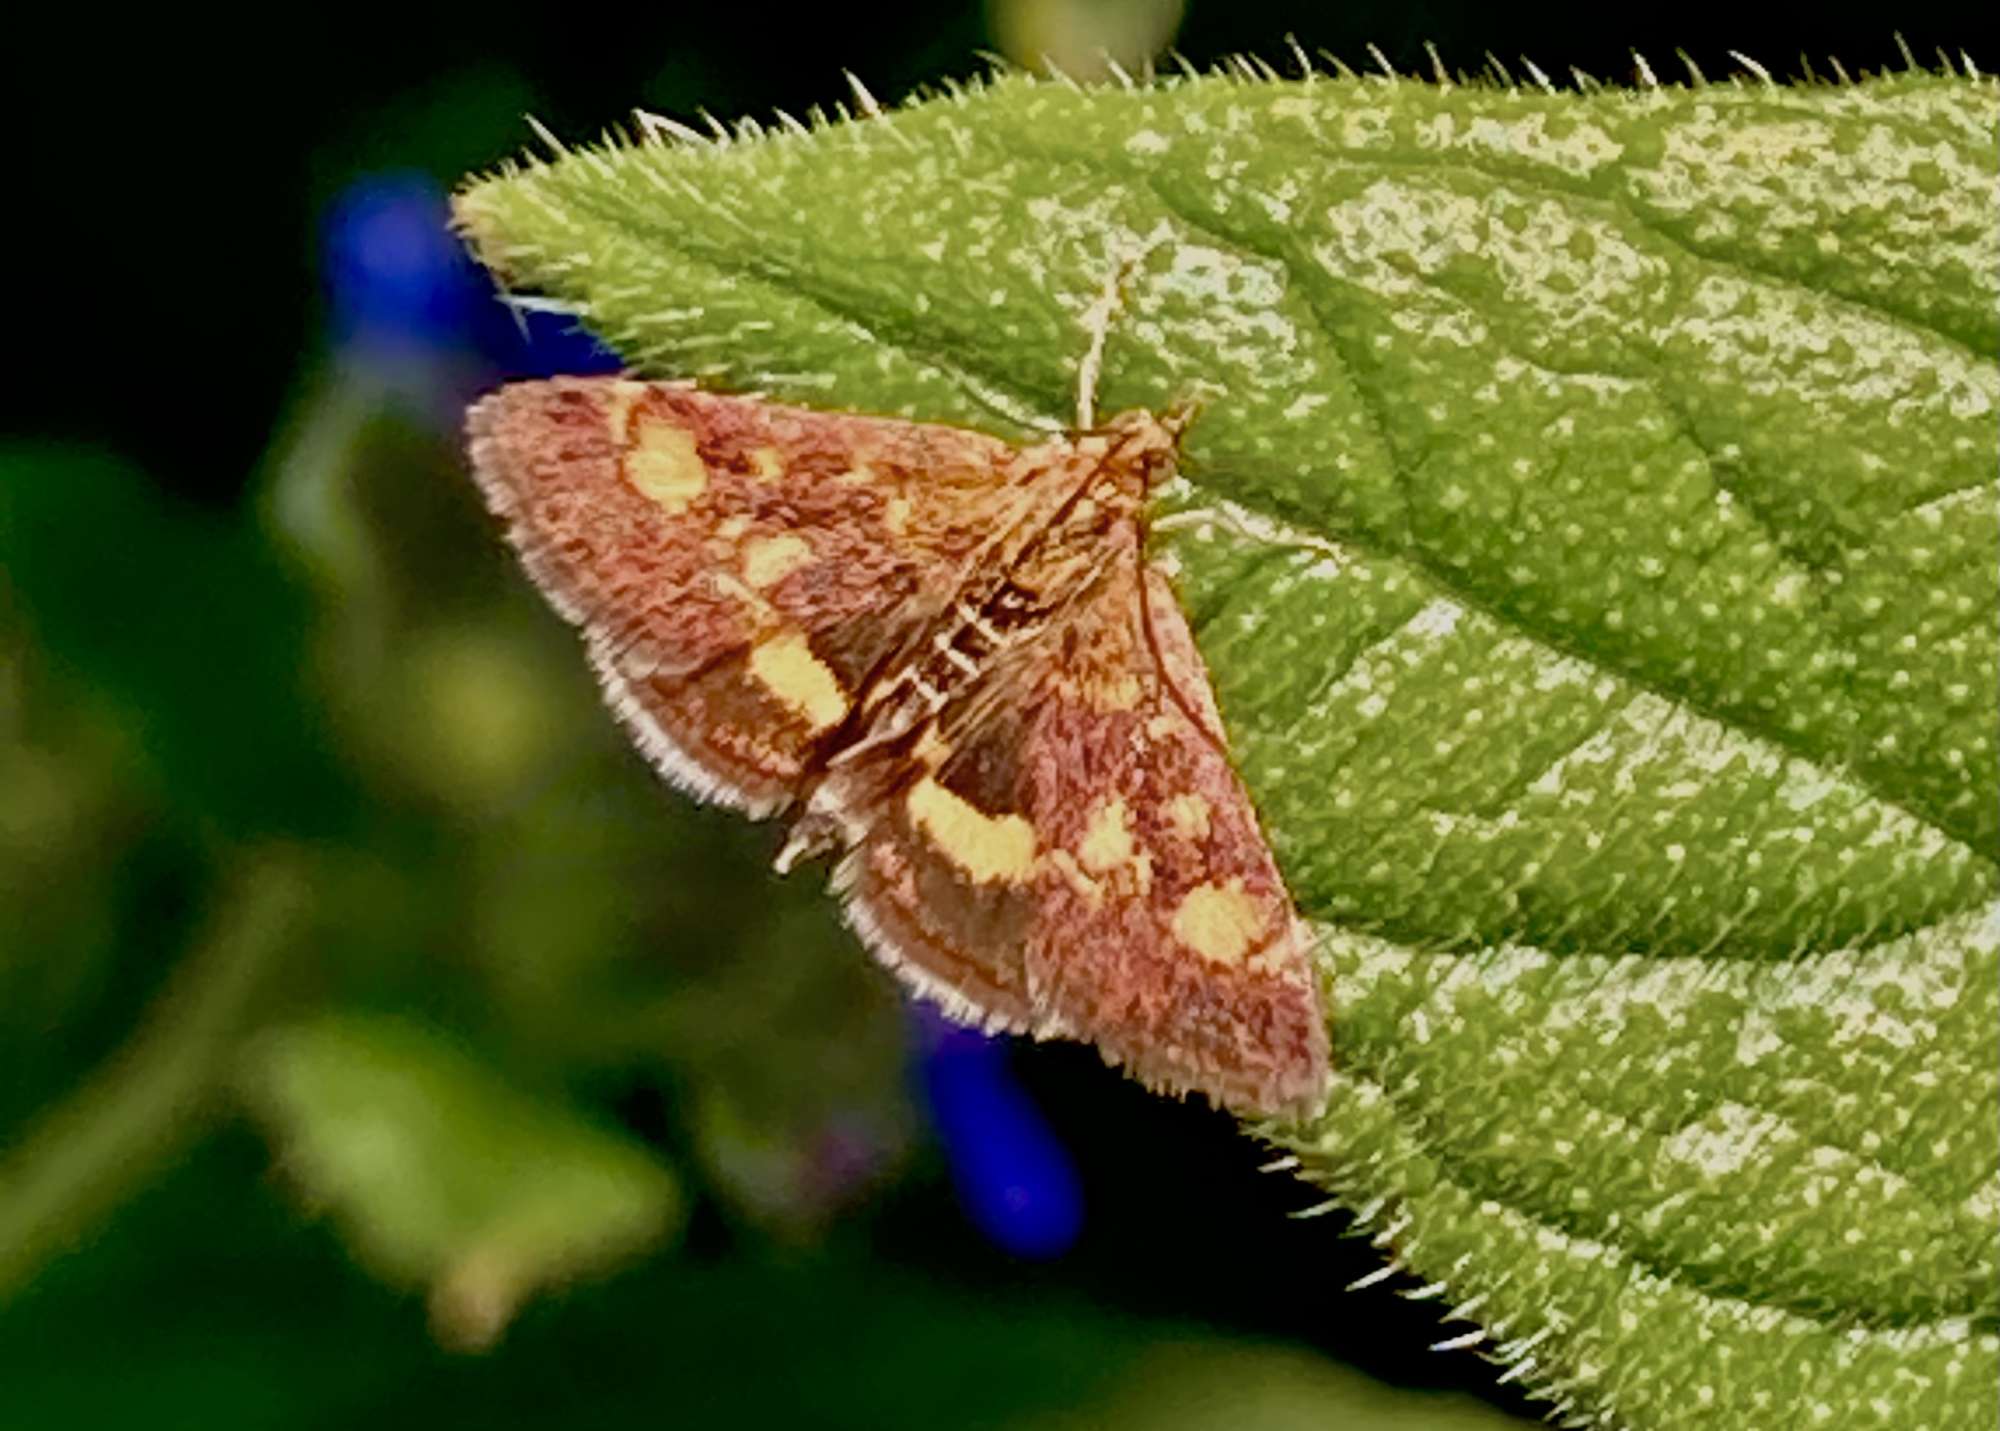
[467,377,1329,1117]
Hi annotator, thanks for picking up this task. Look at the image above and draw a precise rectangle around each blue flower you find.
[914,1009,1084,1259]
[322,173,620,383]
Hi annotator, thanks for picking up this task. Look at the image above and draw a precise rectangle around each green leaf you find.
[455,66,1998,1427]
[242,1013,681,1348]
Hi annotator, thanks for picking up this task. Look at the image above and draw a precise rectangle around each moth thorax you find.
[1098,409,1182,491]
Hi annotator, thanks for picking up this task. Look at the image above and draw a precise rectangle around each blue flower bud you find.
[914,1010,1084,1259]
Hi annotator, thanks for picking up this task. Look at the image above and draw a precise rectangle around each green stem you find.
[0,847,313,1298]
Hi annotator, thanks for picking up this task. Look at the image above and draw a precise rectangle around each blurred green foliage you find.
[2,1131,1510,1431]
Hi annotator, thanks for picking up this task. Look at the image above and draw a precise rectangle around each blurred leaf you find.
[0,1132,429,1429]
[1033,1338,1523,1431]
[0,848,315,1300]
[365,618,573,812]
[263,397,579,816]
[986,0,1186,81]
[243,1012,681,1348]
[455,69,1998,1428]
[0,625,147,1079]
[0,444,351,835]
[0,1129,1522,1429]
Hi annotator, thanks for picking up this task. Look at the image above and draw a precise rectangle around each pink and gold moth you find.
[465,371,1329,1117]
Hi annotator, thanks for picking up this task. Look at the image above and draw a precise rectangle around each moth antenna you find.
[1135,550,1234,768]
[1149,497,1347,564]
[1073,264,1120,429]
[1072,232,1172,429]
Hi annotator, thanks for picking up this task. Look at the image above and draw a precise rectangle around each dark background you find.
[18,4,1994,506]
[4,5,1992,1428]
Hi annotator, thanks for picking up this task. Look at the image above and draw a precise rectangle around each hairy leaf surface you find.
[456,67,1998,1428]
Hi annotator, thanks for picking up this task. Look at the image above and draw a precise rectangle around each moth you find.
[465,363,1329,1117]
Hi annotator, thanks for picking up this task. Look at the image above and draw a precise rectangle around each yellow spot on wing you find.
[1089,672,1144,711]
[625,417,707,513]
[1166,793,1212,840]
[742,534,813,588]
[1171,881,1268,966]
[906,776,1037,885]
[748,631,849,732]
[1077,797,1134,874]
[749,446,786,480]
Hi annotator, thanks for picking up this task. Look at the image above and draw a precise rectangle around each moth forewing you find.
[465,377,1328,1118]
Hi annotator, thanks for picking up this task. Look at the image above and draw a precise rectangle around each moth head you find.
[1099,408,1187,493]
